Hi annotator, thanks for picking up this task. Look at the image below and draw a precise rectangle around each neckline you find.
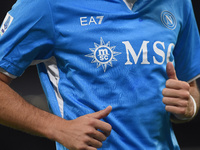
[123,0,137,10]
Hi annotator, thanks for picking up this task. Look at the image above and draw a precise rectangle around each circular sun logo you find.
[85,37,121,72]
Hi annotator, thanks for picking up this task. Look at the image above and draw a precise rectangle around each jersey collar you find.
[123,0,137,10]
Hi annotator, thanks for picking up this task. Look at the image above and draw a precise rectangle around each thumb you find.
[166,62,178,80]
[87,106,112,120]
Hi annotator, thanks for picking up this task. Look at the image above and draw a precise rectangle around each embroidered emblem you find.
[0,13,14,36]
[85,37,121,72]
[161,11,177,30]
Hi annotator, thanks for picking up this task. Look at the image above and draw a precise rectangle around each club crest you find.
[161,11,177,30]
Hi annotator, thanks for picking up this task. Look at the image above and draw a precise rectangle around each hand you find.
[54,106,112,150]
[162,62,195,120]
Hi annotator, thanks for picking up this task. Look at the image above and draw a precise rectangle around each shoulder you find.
[172,0,193,13]
[6,0,55,32]
[10,0,53,19]
[170,0,194,27]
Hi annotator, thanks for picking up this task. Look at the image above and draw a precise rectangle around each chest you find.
[53,0,180,72]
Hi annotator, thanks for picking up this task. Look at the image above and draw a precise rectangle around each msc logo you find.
[161,11,177,30]
[86,38,175,72]
[85,37,121,72]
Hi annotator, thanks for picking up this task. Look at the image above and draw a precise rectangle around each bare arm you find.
[162,62,200,123]
[0,73,112,150]
[0,72,51,136]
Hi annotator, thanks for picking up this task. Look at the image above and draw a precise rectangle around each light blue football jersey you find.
[0,0,200,149]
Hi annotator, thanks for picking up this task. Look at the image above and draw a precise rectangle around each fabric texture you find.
[0,0,200,149]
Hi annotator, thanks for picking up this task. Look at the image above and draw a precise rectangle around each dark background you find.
[0,0,200,150]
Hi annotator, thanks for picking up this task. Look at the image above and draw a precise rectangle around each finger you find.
[165,79,190,90]
[85,118,112,137]
[162,88,190,100]
[94,121,112,137]
[88,129,107,142]
[86,137,103,148]
[165,105,186,115]
[162,97,188,107]
[87,147,97,150]
[87,106,112,120]
[82,145,97,150]
[166,62,178,80]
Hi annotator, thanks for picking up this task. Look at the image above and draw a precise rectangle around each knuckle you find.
[162,97,167,103]
[179,108,186,115]
[178,100,187,107]
[96,142,103,148]
[78,146,87,150]
[166,79,172,87]
[105,124,112,136]
[165,105,170,111]
[82,136,90,144]
[107,124,112,131]
[74,143,88,150]
[162,88,167,96]
[183,82,190,90]
[86,127,95,135]
[88,118,96,126]
[102,136,107,141]
[181,91,190,99]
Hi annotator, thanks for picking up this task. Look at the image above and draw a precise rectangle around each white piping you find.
[44,57,64,118]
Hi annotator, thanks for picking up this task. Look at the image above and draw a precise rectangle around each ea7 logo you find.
[80,16,104,26]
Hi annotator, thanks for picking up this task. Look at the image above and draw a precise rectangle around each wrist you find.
[44,115,65,141]
[173,95,197,121]
[189,95,197,118]
[44,115,71,146]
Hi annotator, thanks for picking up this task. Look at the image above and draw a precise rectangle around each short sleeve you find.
[173,0,200,82]
[0,0,55,77]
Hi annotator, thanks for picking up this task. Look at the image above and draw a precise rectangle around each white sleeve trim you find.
[0,68,17,79]
[187,74,200,83]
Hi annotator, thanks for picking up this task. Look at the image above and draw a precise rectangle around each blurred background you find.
[0,0,199,150]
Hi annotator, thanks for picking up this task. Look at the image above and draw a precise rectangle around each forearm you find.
[0,74,113,149]
[0,80,61,140]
